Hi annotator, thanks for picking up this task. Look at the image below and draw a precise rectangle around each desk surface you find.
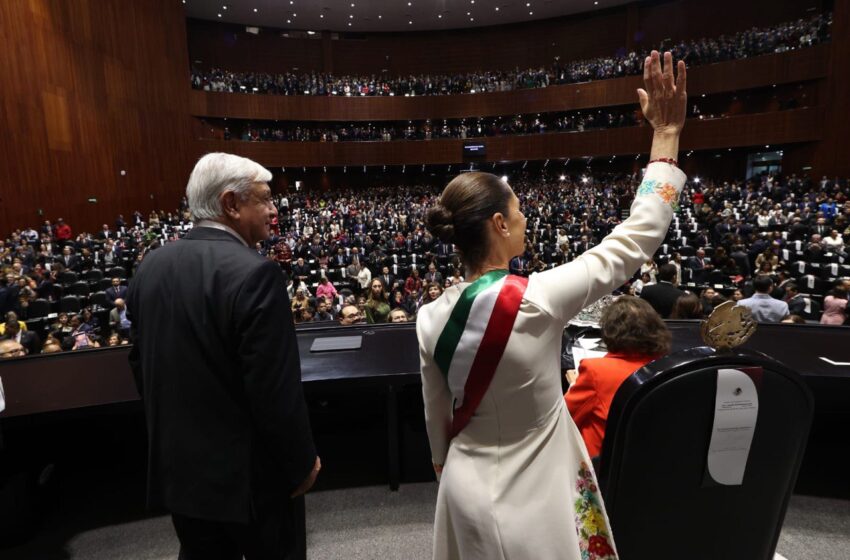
[0,322,847,419]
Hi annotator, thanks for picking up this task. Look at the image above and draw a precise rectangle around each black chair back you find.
[68,281,90,297]
[26,299,51,319]
[89,292,108,309]
[598,347,813,560]
[58,295,82,314]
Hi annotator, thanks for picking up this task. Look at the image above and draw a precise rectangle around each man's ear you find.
[220,191,241,219]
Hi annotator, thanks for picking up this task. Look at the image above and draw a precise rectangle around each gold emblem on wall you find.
[700,301,758,351]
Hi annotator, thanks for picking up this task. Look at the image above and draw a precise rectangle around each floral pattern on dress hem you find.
[637,179,680,212]
[574,461,617,560]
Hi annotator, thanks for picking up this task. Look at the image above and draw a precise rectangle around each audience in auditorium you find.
[191,13,830,98]
[2,154,850,357]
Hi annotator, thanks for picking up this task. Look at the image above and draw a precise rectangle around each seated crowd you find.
[1,167,848,358]
[191,13,830,97]
[218,107,640,143]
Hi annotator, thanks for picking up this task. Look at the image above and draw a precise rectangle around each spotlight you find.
[501,175,509,182]
[559,175,566,181]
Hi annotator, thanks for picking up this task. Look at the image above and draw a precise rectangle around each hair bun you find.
[426,204,456,243]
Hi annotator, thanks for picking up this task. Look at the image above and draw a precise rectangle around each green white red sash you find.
[433,269,528,438]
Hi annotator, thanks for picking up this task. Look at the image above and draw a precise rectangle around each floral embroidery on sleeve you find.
[637,179,680,211]
[574,461,617,560]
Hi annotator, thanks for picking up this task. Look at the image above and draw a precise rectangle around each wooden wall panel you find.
[0,0,194,234]
[813,0,850,177]
[189,46,829,122]
[191,108,822,167]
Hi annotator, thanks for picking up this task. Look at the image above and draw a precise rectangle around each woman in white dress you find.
[416,51,687,560]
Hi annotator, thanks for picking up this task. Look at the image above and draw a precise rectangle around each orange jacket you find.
[565,353,657,457]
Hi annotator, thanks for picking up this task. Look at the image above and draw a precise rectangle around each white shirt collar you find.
[195,220,248,247]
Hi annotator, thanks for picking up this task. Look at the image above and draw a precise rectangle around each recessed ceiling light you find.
[527,2,531,6]
[320,14,324,18]
[409,20,413,24]
[378,14,382,18]
[529,11,533,15]
[350,14,353,18]
[292,13,296,17]
[438,14,442,18]
[348,22,352,26]
[286,19,291,23]
[217,13,222,17]
[594,1,599,4]
[222,5,227,10]
[467,11,470,15]
[470,17,474,21]
[253,8,257,12]
[289,1,294,4]
[495,6,499,10]
[351,2,355,6]
[307,30,316,35]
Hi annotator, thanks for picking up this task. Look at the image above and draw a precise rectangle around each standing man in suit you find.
[127,153,320,560]
[104,277,127,307]
[639,263,685,318]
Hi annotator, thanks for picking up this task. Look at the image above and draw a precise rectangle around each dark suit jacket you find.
[2,330,42,356]
[104,285,128,306]
[640,281,685,318]
[127,227,316,524]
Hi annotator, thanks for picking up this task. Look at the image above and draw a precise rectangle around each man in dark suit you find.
[127,153,319,560]
[56,246,80,271]
[640,263,685,319]
[104,277,128,307]
[1,320,40,356]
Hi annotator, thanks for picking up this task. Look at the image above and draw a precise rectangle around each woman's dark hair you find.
[669,293,704,319]
[828,281,848,298]
[600,296,672,356]
[426,172,512,271]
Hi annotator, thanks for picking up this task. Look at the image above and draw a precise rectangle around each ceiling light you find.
[222,5,227,9]
[348,22,352,26]
[594,1,599,4]
[292,13,296,17]
[351,2,355,6]
[529,11,533,15]
[467,11,470,15]
[495,6,499,10]
[286,19,291,23]
[320,14,324,18]
[527,2,531,6]
[350,14,353,18]
[470,17,474,21]
[253,8,257,12]
[378,14,382,18]
[307,30,316,35]
[409,20,413,24]
[290,1,294,4]
[408,1,412,5]
[217,13,222,17]
[438,14,442,18]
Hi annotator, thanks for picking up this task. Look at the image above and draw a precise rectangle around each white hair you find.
[186,153,272,221]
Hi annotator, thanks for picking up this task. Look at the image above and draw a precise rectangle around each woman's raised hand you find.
[637,51,687,137]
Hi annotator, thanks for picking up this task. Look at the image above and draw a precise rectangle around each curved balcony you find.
[192,108,822,167]
[189,46,828,122]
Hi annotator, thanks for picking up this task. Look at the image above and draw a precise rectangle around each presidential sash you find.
[433,270,528,438]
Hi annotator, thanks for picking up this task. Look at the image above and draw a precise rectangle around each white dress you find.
[416,162,686,560]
